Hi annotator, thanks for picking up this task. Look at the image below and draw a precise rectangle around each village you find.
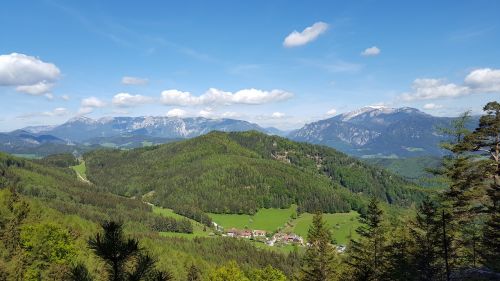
[221,227,305,247]
[212,222,347,253]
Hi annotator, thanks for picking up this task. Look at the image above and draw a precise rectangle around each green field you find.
[287,211,361,245]
[71,161,88,181]
[209,205,297,232]
[155,204,360,246]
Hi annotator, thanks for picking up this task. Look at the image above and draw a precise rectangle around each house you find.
[225,228,252,239]
[253,230,267,237]
[240,230,252,239]
[225,228,239,237]
[336,245,346,253]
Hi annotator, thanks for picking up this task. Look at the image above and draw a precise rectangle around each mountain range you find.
[289,106,477,158]
[0,106,477,158]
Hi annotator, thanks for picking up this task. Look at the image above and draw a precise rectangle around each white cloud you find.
[464,68,500,92]
[81,97,106,108]
[271,112,286,119]
[78,97,106,115]
[399,68,500,101]
[326,108,337,116]
[0,53,60,86]
[221,111,241,118]
[160,89,199,106]
[423,103,443,110]
[0,53,60,96]
[122,76,149,85]
[44,93,54,100]
[166,108,188,117]
[42,107,68,117]
[198,109,213,118]
[399,78,470,101]
[15,81,54,95]
[61,94,70,101]
[361,46,381,56]
[160,88,293,106]
[112,93,153,107]
[17,107,69,119]
[283,22,329,48]
[78,107,94,115]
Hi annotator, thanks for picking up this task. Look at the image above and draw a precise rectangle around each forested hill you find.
[84,131,427,215]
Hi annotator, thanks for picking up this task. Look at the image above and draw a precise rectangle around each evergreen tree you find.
[88,221,171,281]
[459,101,500,271]
[68,264,93,281]
[344,197,385,281]
[435,111,483,269]
[383,226,414,281]
[301,213,337,281]
[409,199,444,281]
[88,221,140,281]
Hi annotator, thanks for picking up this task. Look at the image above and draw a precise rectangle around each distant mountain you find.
[289,106,477,158]
[24,116,272,142]
[264,127,290,137]
[0,130,81,156]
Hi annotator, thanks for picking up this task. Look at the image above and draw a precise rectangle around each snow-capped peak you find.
[67,116,96,124]
[341,106,393,121]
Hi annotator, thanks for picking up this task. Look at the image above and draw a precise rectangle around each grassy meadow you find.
[70,160,88,181]
[209,205,297,232]
[287,211,361,245]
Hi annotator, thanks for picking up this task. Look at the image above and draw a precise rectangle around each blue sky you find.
[1,0,499,131]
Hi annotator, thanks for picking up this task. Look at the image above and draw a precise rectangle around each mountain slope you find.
[0,130,82,156]
[289,106,475,157]
[0,152,299,279]
[24,116,270,142]
[84,131,427,215]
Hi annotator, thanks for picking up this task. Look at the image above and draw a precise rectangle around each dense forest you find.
[0,153,299,280]
[84,131,426,216]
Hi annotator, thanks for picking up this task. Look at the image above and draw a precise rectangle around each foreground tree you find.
[208,261,249,281]
[301,213,337,281]
[408,199,447,281]
[344,197,385,280]
[459,101,500,271]
[76,221,171,281]
[249,265,287,281]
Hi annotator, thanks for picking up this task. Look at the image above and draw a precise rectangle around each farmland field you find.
[209,205,297,232]
[154,204,360,246]
[287,211,361,245]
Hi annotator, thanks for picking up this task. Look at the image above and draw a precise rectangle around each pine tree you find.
[344,197,385,281]
[301,213,337,281]
[68,264,93,281]
[88,221,140,281]
[383,226,414,281]
[408,198,442,280]
[87,221,172,281]
[460,101,500,271]
[435,111,483,269]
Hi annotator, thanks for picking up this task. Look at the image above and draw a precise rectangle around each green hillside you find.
[0,152,299,279]
[84,131,427,216]
[364,156,445,187]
